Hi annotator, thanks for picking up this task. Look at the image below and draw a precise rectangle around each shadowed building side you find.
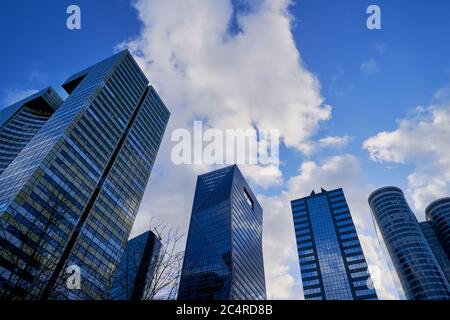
[110,230,161,300]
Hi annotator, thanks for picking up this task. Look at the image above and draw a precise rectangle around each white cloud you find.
[121,0,398,300]
[119,0,331,157]
[121,0,334,300]
[318,135,351,148]
[363,88,450,212]
[298,135,352,155]
[360,59,379,76]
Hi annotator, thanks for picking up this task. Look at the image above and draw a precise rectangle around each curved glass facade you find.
[369,187,450,300]
[178,165,266,300]
[426,198,450,259]
[292,188,377,300]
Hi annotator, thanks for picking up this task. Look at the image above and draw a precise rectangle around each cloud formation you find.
[121,0,398,299]
[363,86,450,212]
[120,0,331,157]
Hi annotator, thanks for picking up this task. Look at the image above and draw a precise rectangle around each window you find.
[243,188,254,210]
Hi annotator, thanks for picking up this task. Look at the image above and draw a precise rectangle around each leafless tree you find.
[103,218,185,300]
[0,188,75,300]
[143,224,184,300]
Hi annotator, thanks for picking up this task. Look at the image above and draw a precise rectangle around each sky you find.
[1,0,450,300]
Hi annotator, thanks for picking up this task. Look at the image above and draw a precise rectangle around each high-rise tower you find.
[369,187,450,300]
[0,50,170,300]
[291,188,377,300]
[178,165,266,300]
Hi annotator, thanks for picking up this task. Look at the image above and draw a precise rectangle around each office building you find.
[110,230,161,300]
[291,188,378,300]
[420,222,450,284]
[369,187,450,300]
[178,165,266,300]
[0,50,170,299]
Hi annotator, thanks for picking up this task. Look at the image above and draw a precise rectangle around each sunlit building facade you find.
[369,187,450,300]
[178,165,266,300]
[0,50,170,299]
[291,188,378,300]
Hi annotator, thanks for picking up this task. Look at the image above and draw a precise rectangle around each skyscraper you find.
[110,230,161,300]
[420,197,450,284]
[178,165,266,300]
[0,87,62,176]
[426,198,450,259]
[0,50,170,300]
[368,187,450,300]
[420,222,450,284]
[291,188,378,300]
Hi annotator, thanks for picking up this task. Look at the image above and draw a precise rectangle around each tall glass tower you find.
[291,188,377,300]
[0,50,170,300]
[178,165,266,300]
[0,87,62,176]
[421,198,450,284]
[420,222,450,284]
[110,230,161,300]
[369,187,450,300]
[426,198,450,259]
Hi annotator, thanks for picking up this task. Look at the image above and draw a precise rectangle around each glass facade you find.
[0,87,62,176]
[420,222,450,284]
[110,230,161,300]
[178,165,266,300]
[291,188,378,300]
[369,187,450,300]
[426,198,450,261]
[0,50,170,299]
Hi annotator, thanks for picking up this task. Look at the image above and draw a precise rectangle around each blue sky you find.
[1,1,449,189]
[1,0,449,299]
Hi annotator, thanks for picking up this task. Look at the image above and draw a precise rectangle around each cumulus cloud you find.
[119,0,331,157]
[120,0,401,300]
[119,0,338,300]
[299,135,352,156]
[363,86,450,211]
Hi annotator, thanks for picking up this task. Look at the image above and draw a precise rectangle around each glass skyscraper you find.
[0,87,62,176]
[110,230,161,300]
[291,188,378,300]
[369,187,450,300]
[0,50,170,300]
[421,197,450,284]
[426,198,450,260]
[420,222,450,284]
[178,165,266,300]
